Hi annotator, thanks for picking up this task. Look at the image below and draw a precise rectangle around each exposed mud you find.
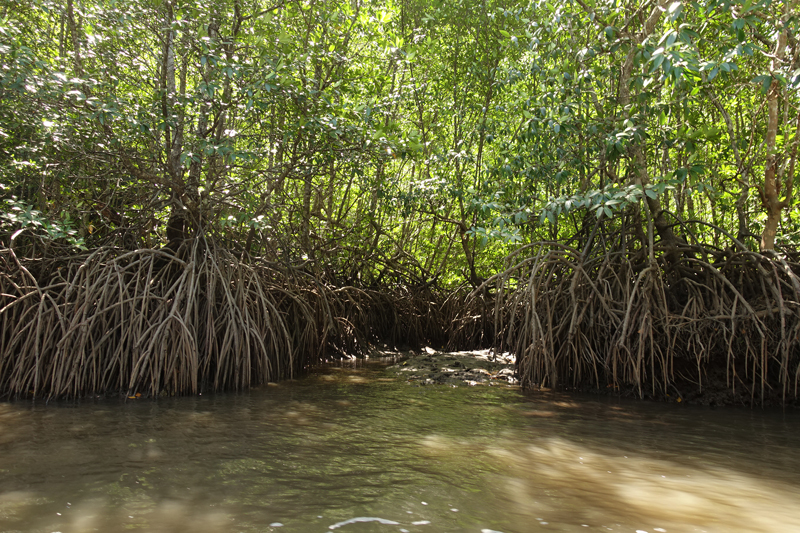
[571,370,800,408]
[378,349,800,407]
[384,348,519,387]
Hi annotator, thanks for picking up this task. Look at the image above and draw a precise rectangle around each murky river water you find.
[1,361,800,533]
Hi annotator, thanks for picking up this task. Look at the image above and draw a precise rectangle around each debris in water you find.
[328,517,400,530]
[270,523,283,527]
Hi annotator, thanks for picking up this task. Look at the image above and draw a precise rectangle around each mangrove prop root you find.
[460,237,800,404]
[0,239,448,399]
[0,240,316,398]
[3,232,799,406]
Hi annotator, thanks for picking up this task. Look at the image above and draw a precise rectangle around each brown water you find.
[1,361,800,533]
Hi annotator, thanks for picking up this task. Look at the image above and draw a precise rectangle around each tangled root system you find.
[0,239,324,398]
[3,221,799,405]
[0,238,456,399]
[467,226,800,404]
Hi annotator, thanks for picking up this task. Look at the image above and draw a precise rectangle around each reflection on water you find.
[1,362,800,532]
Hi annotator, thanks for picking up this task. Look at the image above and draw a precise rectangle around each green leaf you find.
[668,2,683,21]
[762,76,773,94]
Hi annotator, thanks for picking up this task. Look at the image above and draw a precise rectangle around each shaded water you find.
[1,361,800,533]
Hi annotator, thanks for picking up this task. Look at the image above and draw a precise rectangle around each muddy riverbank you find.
[375,348,799,408]
[382,348,519,387]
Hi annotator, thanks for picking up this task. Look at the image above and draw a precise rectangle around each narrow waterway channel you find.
[1,359,800,533]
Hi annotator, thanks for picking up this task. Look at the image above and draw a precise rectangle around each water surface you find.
[1,361,799,533]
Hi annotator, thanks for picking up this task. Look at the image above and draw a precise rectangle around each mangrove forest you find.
[1,0,799,405]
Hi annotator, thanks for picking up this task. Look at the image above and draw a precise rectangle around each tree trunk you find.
[65,0,83,76]
[760,8,790,251]
[617,0,681,258]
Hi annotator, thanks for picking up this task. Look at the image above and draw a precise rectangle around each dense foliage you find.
[1,0,799,401]
[1,0,798,280]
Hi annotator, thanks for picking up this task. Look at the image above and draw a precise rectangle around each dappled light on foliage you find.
[0,0,798,401]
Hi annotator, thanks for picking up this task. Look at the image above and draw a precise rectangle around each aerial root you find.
[4,232,798,404]
[0,240,321,398]
[0,240,453,399]
[460,237,800,404]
